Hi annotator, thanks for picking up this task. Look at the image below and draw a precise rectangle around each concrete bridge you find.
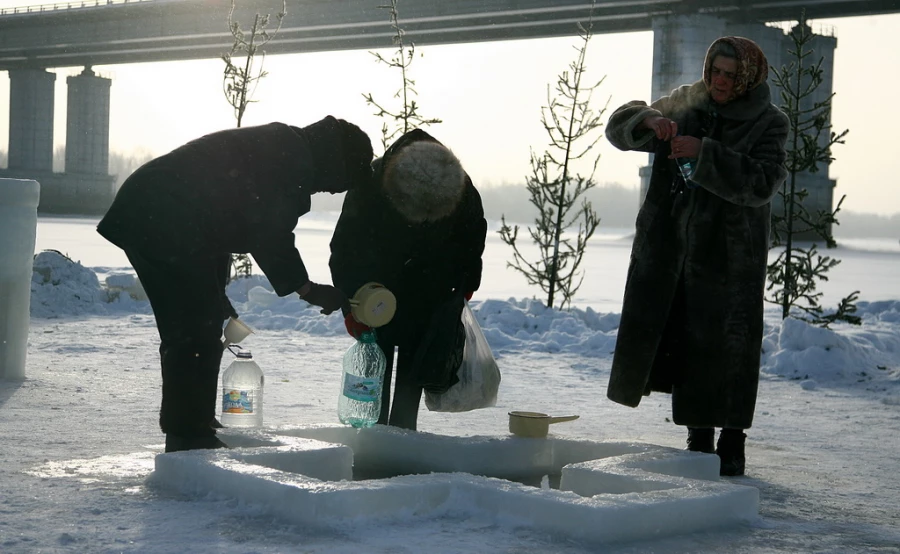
[0,0,896,215]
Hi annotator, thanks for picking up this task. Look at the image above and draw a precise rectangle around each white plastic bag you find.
[424,302,500,412]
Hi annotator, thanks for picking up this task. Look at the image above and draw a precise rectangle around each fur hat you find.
[382,140,466,223]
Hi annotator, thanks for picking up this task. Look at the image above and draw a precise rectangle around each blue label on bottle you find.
[222,389,254,414]
[342,374,381,402]
[679,159,699,189]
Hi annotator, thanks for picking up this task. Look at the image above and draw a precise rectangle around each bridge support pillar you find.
[66,67,111,176]
[7,69,55,172]
[2,67,117,215]
[767,23,838,240]
[649,15,726,109]
[33,66,118,215]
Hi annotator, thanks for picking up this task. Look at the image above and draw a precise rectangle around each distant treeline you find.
[315,181,900,238]
[312,182,643,229]
[0,147,154,191]
[108,149,155,190]
[833,211,900,239]
[477,182,641,229]
[49,147,155,190]
[1,147,897,238]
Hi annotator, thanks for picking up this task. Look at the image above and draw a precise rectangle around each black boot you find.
[717,429,747,476]
[686,427,715,453]
[165,434,228,453]
[158,340,224,447]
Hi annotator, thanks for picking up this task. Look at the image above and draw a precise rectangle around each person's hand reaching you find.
[668,135,701,160]
[298,282,347,315]
[642,115,678,141]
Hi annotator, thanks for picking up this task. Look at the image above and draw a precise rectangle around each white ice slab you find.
[151,425,759,545]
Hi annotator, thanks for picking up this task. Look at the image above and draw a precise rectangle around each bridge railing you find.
[767,20,837,38]
[0,0,153,16]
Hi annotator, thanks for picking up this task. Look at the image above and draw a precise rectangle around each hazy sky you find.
[0,5,898,215]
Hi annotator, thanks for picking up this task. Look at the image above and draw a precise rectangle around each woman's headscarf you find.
[702,36,769,104]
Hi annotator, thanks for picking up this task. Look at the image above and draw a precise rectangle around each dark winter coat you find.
[605,80,789,429]
[97,117,373,296]
[329,129,487,348]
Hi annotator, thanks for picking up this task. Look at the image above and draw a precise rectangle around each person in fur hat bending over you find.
[604,37,789,476]
[329,129,487,430]
[97,116,374,453]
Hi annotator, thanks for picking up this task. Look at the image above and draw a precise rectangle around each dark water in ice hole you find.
[351,466,563,490]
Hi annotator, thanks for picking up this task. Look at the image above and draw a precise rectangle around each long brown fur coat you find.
[605,80,788,429]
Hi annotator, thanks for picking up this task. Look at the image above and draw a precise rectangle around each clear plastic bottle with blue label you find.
[338,330,386,428]
[221,350,264,428]
[678,158,695,181]
[675,134,698,189]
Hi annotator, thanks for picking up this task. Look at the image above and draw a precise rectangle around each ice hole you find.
[265,426,683,494]
[153,425,759,546]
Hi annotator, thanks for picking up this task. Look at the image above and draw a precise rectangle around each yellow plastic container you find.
[223,317,254,345]
[508,411,579,438]
[350,282,397,328]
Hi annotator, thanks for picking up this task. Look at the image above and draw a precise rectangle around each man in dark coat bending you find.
[329,129,487,431]
[97,116,374,452]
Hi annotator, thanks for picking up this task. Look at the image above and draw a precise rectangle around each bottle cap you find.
[237,351,253,359]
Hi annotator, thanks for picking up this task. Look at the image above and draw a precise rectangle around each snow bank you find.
[220,280,624,357]
[30,251,149,318]
[28,261,900,401]
[475,298,619,356]
[760,303,900,399]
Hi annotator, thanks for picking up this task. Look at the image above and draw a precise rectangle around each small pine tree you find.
[362,0,441,152]
[221,0,286,281]
[498,11,607,310]
[766,16,860,327]
[222,0,286,128]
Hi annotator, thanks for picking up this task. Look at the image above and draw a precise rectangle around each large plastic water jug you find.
[221,350,264,427]
[338,330,386,428]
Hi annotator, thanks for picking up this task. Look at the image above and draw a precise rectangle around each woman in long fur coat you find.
[604,37,789,476]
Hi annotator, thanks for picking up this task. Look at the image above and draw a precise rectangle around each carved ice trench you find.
[152,425,759,544]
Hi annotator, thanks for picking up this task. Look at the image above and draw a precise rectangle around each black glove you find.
[301,283,347,315]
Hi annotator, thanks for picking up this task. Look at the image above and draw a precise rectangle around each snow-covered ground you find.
[1,213,899,553]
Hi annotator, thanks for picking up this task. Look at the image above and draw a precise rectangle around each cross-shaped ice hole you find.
[151,425,759,545]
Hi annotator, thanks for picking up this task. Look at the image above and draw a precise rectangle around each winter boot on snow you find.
[716,428,747,476]
[686,427,715,454]
[165,434,228,453]
[159,340,225,453]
